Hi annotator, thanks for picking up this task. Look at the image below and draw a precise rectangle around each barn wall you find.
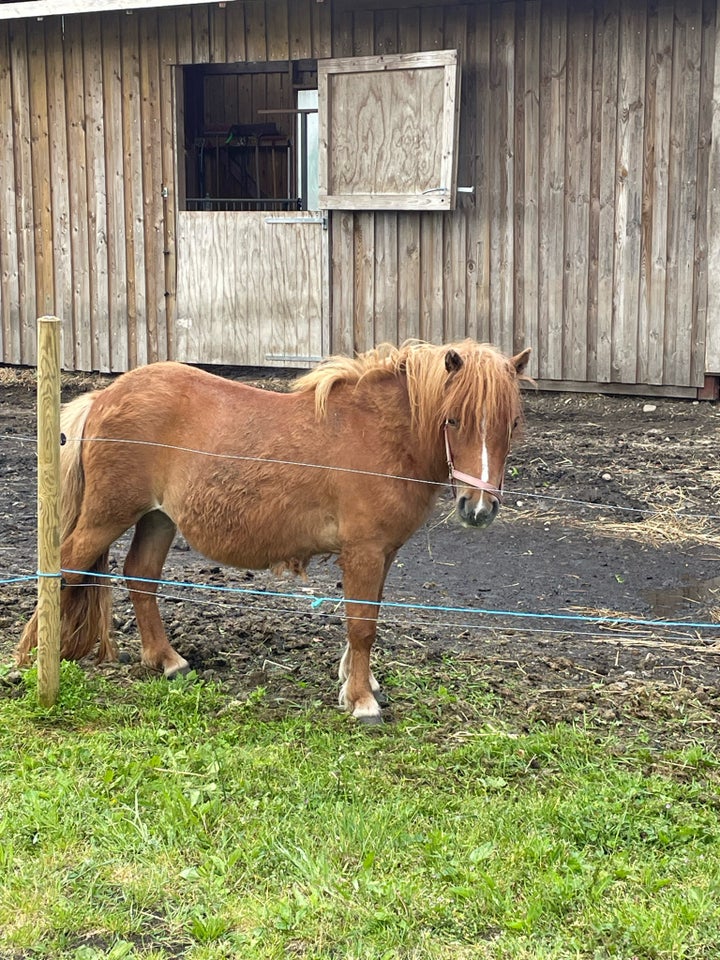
[0,0,329,371]
[0,0,717,392]
[328,0,717,390]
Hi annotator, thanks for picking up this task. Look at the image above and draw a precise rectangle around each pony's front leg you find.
[337,547,395,724]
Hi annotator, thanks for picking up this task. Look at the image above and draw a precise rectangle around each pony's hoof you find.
[356,713,384,726]
[165,662,191,680]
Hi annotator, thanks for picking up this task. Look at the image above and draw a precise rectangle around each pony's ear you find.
[445,349,463,374]
[512,347,531,376]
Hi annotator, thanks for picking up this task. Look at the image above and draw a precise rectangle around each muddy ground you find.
[1,367,719,738]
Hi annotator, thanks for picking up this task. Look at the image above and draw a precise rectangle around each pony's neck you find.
[357,377,448,489]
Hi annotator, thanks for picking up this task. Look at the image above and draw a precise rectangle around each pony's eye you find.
[446,418,459,428]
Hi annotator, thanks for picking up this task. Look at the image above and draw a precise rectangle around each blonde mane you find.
[292,340,526,438]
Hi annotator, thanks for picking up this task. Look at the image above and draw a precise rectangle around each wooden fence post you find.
[36,316,62,707]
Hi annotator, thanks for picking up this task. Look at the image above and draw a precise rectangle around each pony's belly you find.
[175,510,341,572]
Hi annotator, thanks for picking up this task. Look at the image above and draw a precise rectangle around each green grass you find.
[1,662,719,959]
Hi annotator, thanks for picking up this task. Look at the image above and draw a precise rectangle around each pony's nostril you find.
[457,495,469,514]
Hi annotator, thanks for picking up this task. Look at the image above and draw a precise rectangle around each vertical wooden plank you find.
[694,0,715,382]
[209,3,227,63]
[267,0,289,61]
[474,2,491,343]
[192,4,210,62]
[245,0,267,62]
[101,13,128,371]
[28,19,54,330]
[331,6,353,57]
[442,4,468,344]
[140,10,167,362]
[330,210,354,354]
[538,0,566,379]
[513,1,526,356]
[83,14,110,371]
[397,6,421,343]
[289,0,312,60]
[612,4,646,383]
[706,0,720,374]
[11,21,38,363]
[562,4,593,380]
[594,0,619,382]
[45,21,73,369]
[63,14,90,370]
[664,3,702,385]
[351,11,375,353]
[159,10,179,361]
[587,4,602,382]
[488,3,514,353]
[639,0,672,384]
[121,10,147,366]
[327,4,352,353]
[329,10,353,354]
[175,6,194,64]
[419,6,445,342]
[373,10,399,346]
[0,22,21,363]
[225,0,246,61]
[312,0,332,60]
[520,0,540,369]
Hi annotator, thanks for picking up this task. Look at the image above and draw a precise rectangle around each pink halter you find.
[443,421,504,502]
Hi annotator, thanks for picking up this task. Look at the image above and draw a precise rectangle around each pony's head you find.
[425,342,531,527]
[292,339,531,528]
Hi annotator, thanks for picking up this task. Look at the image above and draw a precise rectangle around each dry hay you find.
[1,365,113,391]
[510,498,720,549]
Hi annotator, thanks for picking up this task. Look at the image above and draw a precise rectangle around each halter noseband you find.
[443,421,504,503]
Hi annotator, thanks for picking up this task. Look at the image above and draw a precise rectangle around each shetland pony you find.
[17,340,530,722]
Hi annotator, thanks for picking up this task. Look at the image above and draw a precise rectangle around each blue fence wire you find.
[1,429,719,644]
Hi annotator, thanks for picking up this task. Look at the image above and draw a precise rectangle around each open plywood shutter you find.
[318,50,461,211]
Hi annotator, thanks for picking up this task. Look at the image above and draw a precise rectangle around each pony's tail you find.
[15,391,116,667]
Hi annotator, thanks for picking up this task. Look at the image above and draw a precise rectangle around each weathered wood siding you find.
[0,0,717,392]
[329,0,717,390]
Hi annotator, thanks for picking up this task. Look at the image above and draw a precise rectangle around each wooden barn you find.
[1,0,719,397]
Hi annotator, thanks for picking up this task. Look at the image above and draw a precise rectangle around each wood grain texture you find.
[35,316,62,708]
[519,1,540,371]
[0,0,715,394]
[638,0,672,384]
[10,21,37,363]
[319,49,459,210]
[538,0,566,379]
[562,5,592,381]
[594,0,619,383]
[83,14,111,370]
[0,22,21,362]
[612,6,646,383]
[45,20,73,368]
[488,3,514,353]
[121,9,147,367]
[176,211,324,366]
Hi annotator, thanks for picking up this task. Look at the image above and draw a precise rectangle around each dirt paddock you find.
[1,367,719,737]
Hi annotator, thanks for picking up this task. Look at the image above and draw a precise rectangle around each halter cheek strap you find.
[443,421,504,503]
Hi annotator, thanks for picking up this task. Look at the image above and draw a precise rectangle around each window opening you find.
[180,60,318,212]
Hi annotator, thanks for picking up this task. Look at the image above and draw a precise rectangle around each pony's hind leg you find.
[123,510,189,678]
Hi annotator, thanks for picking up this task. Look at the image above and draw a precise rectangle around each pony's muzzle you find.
[457,490,500,528]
